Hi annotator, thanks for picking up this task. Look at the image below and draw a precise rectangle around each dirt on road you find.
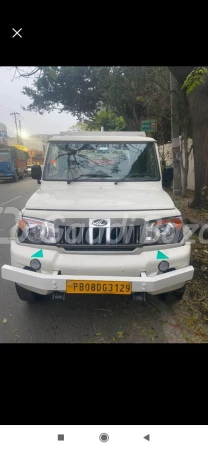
[0,291,186,344]
[167,189,208,343]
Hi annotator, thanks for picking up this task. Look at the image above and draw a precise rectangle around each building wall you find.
[158,138,195,191]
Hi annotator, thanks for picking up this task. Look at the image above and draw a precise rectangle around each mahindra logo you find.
[91,219,109,227]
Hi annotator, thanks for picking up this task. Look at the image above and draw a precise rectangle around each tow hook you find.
[132,292,146,302]
[52,291,66,301]
[132,271,147,302]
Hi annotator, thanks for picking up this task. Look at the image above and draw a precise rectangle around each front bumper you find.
[0,174,14,179]
[1,264,194,295]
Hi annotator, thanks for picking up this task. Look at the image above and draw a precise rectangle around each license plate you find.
[66,280,132,295]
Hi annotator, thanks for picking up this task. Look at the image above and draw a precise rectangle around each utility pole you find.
[170,73,182,195]
[10,112,20,144]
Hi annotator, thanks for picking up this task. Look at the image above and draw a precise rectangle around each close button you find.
[12,28,22,38]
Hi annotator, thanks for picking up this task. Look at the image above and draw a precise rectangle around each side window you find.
[51,145,59,160]
[46,145,69,178]
[45,145,59,177]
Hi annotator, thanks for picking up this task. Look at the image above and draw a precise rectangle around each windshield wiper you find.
[68,173,111,184]
[114,173,147,185]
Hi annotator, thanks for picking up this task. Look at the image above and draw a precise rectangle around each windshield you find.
[43,142,160,182]
[0,151,10,163]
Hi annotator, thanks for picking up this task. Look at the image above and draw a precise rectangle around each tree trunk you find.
[118,110,136,130]
[170,73,182,195]
[188,82,208,208]
[184,128,189,197]
[180,124,189,198]
[132,103,141,130]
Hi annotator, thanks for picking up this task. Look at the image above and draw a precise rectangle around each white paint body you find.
[1,133,194,296]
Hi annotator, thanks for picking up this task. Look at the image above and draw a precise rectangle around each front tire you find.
[159,284,186,303]
[15,283,38,303]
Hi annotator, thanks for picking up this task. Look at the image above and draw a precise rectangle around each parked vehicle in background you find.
[0,144,29,182]
[25,165,33,177]
[25,164,43,177]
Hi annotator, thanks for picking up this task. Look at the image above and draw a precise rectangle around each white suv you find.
[1,132,194,303]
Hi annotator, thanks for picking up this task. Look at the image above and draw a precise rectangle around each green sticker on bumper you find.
[31,249,43,258]
[156,250,169,260]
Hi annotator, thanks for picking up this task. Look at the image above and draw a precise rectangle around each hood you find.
[25,181,175,212]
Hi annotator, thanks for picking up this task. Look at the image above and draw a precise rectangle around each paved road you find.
[0,177,186,343]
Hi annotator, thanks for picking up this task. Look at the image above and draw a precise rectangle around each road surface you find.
[0,177,186,343]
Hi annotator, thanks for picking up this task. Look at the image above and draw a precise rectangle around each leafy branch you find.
[182,67,208,95]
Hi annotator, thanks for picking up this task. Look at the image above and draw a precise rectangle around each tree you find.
[68,110,128,132]
[178,90,192,197]
[21,66,109,119]
[68,122,88,131]
[170,73,182,196]
[90,66,171,136]
[84,109,128,131]
[18,66,171,135]
[169,66,208,208]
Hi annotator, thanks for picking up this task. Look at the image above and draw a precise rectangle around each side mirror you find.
[31,165,42,184]
[162,167,173,186]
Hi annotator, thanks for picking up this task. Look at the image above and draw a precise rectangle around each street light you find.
[21,131,29,138]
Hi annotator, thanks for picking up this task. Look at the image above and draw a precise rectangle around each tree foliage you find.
[68,122,89,131]
[68,110,127,131]
[84,109,128,131]
[22,66,107,119]
[182,67,208,95]
[21,66,171,141]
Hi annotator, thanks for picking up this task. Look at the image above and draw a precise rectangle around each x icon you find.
[12,28,22,38]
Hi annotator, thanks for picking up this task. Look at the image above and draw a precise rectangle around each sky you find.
[0,67,77,137]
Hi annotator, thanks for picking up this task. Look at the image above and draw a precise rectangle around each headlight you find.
[144,217,183,245]
[17,216,56,244]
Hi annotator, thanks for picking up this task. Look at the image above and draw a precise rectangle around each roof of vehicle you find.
[48,132,156,143]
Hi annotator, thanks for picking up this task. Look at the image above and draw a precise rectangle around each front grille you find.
[57,224,141,251]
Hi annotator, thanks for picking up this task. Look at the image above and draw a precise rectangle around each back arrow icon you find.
[144,435,150,441]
